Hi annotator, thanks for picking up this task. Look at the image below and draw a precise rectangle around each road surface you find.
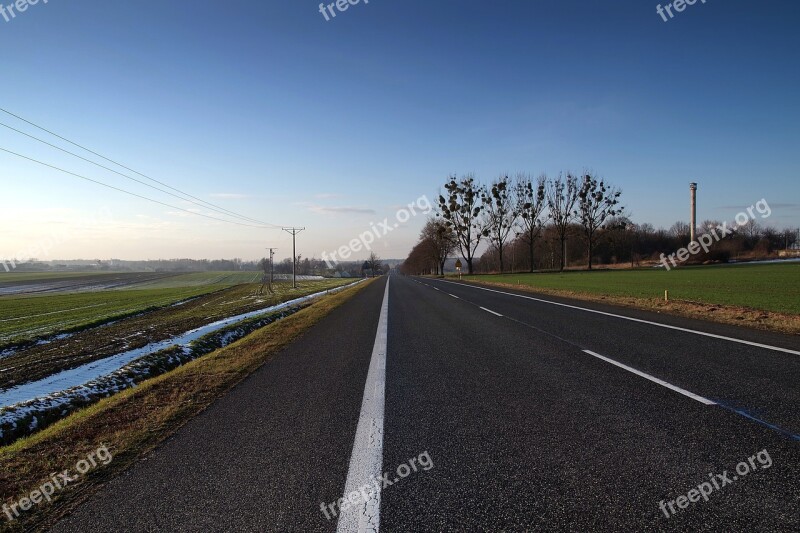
[55,274,800,531]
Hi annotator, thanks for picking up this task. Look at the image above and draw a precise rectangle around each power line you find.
[0,107,279,228]
[0,120,279,228]
[0,147,275,229]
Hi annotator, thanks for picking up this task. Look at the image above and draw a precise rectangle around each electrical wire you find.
[0,107,280,228]
[0,120,280,228]
[0,147,275,229]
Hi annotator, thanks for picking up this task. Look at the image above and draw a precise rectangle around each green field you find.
[0,272,287,347]
[125,271,263,288]
[466,263,800,315]
[0,277,353,387]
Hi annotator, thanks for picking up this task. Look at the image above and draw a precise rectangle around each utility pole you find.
[267,247,277,293]
[282,227,305,289]
[258,248,277,295]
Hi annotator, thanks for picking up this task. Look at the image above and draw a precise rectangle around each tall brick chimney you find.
[690,182,698,242]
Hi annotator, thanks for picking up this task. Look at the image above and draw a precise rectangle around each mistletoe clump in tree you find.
[481,176,518,273]
[437,174,487,275]
[575,173,624,270]
[547,172,580,271]
[514,173,547,273]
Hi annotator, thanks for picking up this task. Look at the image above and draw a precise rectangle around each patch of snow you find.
[0,281,360,409]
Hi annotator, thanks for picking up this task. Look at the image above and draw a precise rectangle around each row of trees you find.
[428,172,623,274]
[256,252,389,278]
[402,173,799,275]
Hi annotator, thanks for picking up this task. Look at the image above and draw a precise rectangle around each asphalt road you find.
[54,273,799,531]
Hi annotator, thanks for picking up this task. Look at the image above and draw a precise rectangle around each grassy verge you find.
[0,278,374,531]
[462,264,800,335]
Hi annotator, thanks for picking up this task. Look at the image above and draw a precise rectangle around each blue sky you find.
[1,0,798,262]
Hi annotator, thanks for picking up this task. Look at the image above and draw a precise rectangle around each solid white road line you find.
[436,279,800,356]
[338,278,390,533]
[449,293,459,299]
[583,350,716,405]
[480,306,503,317]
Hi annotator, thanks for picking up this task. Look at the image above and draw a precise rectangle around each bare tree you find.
[420,218,456,275]
[401,238,438,275]
[481,176,517,273]
[437,174,487,275]
[514,173,547,273]
[783,227,799,250]
[740,219,761,244]
[700,220,722,235]
[547,172,580,271]
[762,226,780,252]
[576,173,623,270]
[366,251,382,277]
[605,216,636,267]
[669,221,690,244]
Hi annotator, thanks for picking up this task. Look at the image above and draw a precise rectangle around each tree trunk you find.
[467,257,474,275]
[587,238,593,270]
[529,235,535,273]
